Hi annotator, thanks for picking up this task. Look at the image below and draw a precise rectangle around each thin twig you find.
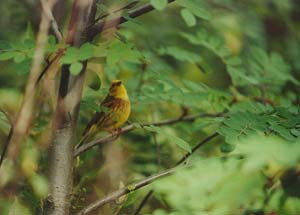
[89,0,176,39]
[74,112,222,157]
[76,132,219,215]
[93,0,139,24]
[0,108,13,166]
[0,127,13,168]
[154,134,161,171]
[136,60,148,95]
[133,132,219,214]
[40,0,64,41]
[175,132,219,166]
[0,108,12,125]
[134,190,153,215]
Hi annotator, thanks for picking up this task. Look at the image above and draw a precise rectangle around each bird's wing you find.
[81,95,117,137]
[99,95,122,127]
[81,111,105,137]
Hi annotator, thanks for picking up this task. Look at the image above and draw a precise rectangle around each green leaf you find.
[229,46,299,90]
[177,0,211,20]
[79,43,94,61]
[168,134,192,153]
[11,41,26,51]
[29,174,48,198]
[225,56,242,66]
[13,52,26,63]
[48,35,56,45]
[61,47,78,64]
[23,39,35,49]
[46,36,59,53]
[219,107,300,146]
[0,110,10,134]
[220,142,235,153]
[150,0,168,11]
[24,22,35,40]
[157,46,200,63]
[8,198,31,215]
[107,41,141,65]
[144,125,192,153]
[218,111,269,144]
[70,62,83,75]
[14,59,32,75]
[0,40,12,50]
[0,51,18,61]
[180,8,196,27]
[182,79,208,92]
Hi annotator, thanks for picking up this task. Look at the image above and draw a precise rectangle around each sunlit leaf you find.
[0,51,17,61]
[180,8,196,27]
[144,125,191,153]
[79,43,94,61]
[150,0,168,11]
[158,46,200,63]
[177,0,211,20]
[70,61,83,75]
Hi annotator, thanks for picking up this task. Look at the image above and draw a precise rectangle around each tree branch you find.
[133,132,219,214]
[74,112,222,157]
[0,127,13,168]
[93,0,139,23]
[1,0,59,169]
[76,167,177,215]
[40,0,64,41]
[88,0,176,40]
[76,132,219,215]
[0,108,13,167]
[175,132,219,166]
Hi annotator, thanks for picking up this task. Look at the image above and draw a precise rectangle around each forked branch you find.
[76,132,219,214]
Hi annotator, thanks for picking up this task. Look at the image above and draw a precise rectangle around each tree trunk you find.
[45,1,96,214]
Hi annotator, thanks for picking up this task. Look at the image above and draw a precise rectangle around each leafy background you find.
[0,0,300,214]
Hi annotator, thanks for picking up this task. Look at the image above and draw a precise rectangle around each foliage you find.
[218,107,300,146]
[0,0,300,215]
[153,136,300,215]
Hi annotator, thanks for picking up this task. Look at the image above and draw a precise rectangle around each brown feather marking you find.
[81,95,129,136]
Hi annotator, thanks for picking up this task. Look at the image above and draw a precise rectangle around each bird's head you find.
[109,80,129,100]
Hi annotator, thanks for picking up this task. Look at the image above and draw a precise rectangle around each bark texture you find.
[45,1,96,214]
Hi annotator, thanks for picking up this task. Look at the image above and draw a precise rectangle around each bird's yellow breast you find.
[110,99,131,129]
[100,96,131,132]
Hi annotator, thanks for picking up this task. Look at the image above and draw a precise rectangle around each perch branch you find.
[74,112,222,157]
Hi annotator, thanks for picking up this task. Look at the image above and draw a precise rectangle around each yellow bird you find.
[77,80,131,148]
